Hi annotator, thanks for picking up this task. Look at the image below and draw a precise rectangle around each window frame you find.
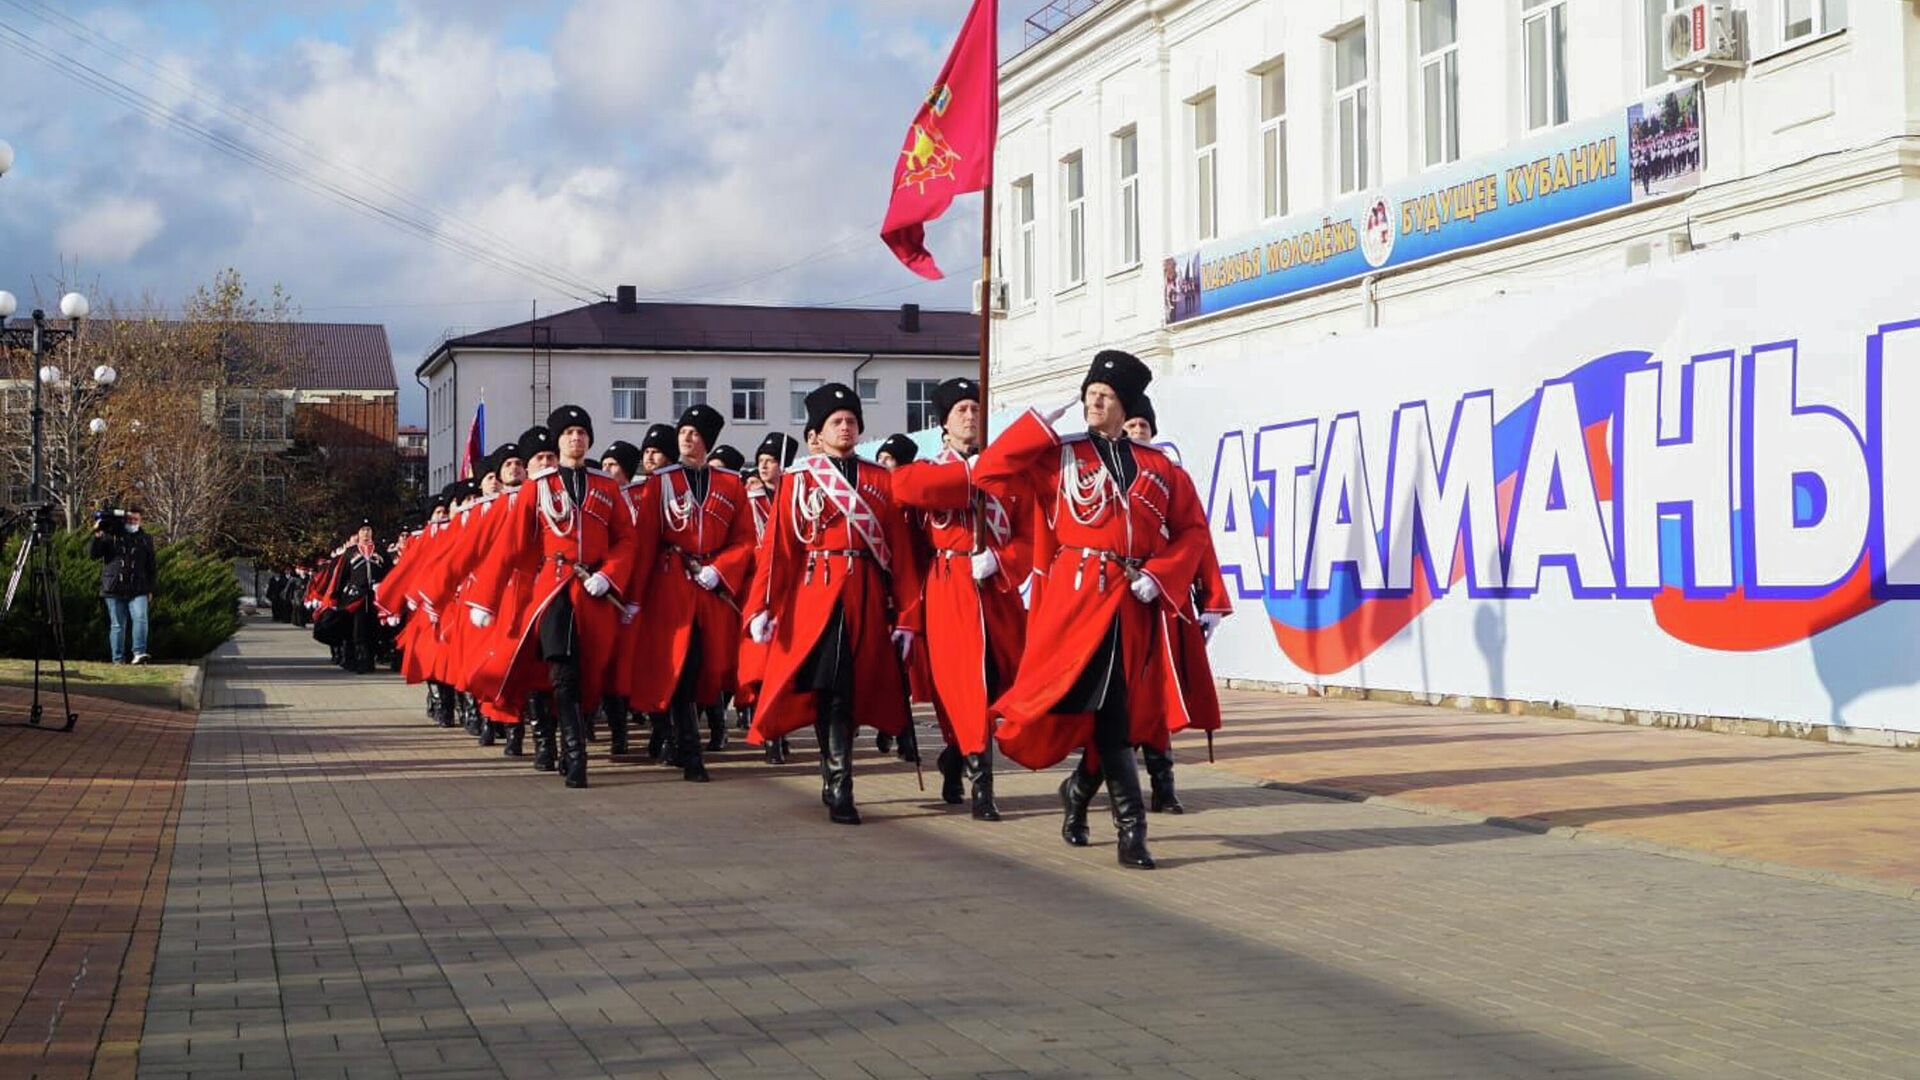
[1060,151,1086,289]
[1255,62,1288,220]
[1641,0,1688,89]
[1781,0,1846,46]
[1113,126,1140,270]
[1331,24,1369,196]
[905,378,940,432]
[1192,91,1219,242]
[611,375,647,422]
[730,377,765,423]
[1522,0,1570,133]
[671,376,708,417]
[857,378,880,404]
[789,378,824,424]
[1416,1,1459,169]
[1012,176,1037,306]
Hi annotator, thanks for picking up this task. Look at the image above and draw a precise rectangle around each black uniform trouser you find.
[670,633,706,765]
[802,606,857,804]
[348,603,377,672]
[541,594,589,783]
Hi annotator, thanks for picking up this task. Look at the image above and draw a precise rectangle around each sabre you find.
[675,550,743,614]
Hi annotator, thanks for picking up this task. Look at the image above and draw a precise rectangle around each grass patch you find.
[0,658,189,689]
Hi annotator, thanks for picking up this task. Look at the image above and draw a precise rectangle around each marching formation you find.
[304,350,1227,871]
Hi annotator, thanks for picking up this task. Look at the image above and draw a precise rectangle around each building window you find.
[1332,25,1368,194]
[1783,0,1845,45]
[906,378,940,431]
[1523,0,1569,132]
[1192,92,1218,241]
[1257,64,1288,218]
[1012,177,1036,305]
[672,377,707,416]
[730,377,765,422]
[1060,152,1086,288]
[1417,1,1458,167]
[858,378,879,403]
[1114,127,1139,267]
[790,378,823,424]
[611,376,646,421]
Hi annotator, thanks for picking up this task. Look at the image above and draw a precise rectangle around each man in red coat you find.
[593,439,644,756]
[745,383,921,825]
[738,431,800,761]
[973,350,1215,870]
[626,404,756,783]
[891,377,1030,821]
[1123,395,1231,814]
[464,406,638,789]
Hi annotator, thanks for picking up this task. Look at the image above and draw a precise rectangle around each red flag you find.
[459,399,485,480]
[881,0,998,280]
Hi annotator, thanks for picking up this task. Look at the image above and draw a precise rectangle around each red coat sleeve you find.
[1140,457,1211,618]
[745,473,797,623]
[708,475,758,595]
[465,493,533,618]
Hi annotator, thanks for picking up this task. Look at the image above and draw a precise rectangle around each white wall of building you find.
[423,351,973,488]
[991,0,1920,403]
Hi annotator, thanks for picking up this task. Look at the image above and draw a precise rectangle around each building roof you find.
[5,317,398,393]
[397,424,426,434]
[420,299,976,375]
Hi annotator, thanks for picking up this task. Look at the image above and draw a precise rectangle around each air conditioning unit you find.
[972,278,1009,317]
[1664,2,1741,73]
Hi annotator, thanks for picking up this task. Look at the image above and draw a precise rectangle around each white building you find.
[990,0,1914,400]
[418,291,977,489]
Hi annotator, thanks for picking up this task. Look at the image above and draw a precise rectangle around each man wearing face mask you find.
[91,505,158,665]
[465,406,637,789]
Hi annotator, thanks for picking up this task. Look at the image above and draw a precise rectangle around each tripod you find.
[2,503,77,732]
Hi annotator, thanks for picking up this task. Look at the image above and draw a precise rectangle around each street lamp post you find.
[0,290,100,517]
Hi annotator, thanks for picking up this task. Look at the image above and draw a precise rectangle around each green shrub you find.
[0,527,239,662]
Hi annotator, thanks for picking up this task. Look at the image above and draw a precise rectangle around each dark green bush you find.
[0,527,240,662]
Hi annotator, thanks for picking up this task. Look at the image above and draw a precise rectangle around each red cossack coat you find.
[742,455,922,743]
[972,410,1215,770]
[463,467,638,714]
[730,484,776,709]
[890,449,1032,756]
[624,464,756,710]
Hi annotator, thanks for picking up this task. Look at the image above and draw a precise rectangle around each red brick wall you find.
[297,394,397,453]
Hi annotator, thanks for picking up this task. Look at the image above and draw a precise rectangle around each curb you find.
[1253,778,1920,904]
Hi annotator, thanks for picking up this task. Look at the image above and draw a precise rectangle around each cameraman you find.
[90,505,157,664]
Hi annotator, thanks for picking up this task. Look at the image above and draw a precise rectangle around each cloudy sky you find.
[0,0,1037,423]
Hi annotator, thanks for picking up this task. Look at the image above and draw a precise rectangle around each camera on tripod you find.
[92,502,129,536]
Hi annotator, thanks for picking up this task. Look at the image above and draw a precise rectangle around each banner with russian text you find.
[1162,84,1702,325]
[1150,199,1920,734]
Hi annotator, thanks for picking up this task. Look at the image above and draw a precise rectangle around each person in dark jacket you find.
[90,506,158,664]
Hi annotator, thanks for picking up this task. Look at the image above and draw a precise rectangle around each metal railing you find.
[1023,0,1101,51]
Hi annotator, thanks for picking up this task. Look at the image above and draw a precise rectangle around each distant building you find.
[418,290,978,489]
[396,424,427,495]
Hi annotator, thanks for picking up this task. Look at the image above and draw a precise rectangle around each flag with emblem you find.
[880,0,999,280]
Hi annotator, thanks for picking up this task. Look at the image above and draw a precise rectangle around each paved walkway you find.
[0,682,193,1080]
[125,620,1920,1079]
[1199,690,1920,895]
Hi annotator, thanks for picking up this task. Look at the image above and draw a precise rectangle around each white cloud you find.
[55,195,164,263]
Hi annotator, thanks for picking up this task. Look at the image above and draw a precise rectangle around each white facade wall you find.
[990,0,1920,402]
[422,350,973,489]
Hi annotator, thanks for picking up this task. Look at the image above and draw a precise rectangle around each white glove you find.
[1200,612,1223,641]
[619,602,639,626]
[1039,396,1076,427]
[469,607,494,629]
[892,628,915,661]
[583,571,612,598]
[749,611,776,644]
[1130,574,1161,605]
[694,565,722,591]
[970,548,1000,581]
[381,614,401,628]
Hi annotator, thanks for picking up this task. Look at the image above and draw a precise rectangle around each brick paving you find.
[0,681,194,1080]
[132,620,1920,1079]
[1198,690,1920,893]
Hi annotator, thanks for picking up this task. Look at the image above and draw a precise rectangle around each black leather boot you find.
[967,751,1000,821]
[1142,746,1184,814]
[705,705,728,752]
[425,682,442,722]
[1059,765,1100,847]
[874,731,894,756]
[478,719,497,748]
[558,708,588,789]
[765,734,788,765]
[645,712,668,761]
[814,717,833,806]
[502,722,525,757]
[675,702,708,782]
[1104,753,1155,869]
[463,694,483,737]
[583,706,598,743]
[936,745,964,805]
[605,696,631,756]
[895,724,920,764]
[734,701,750,731]
[531,693,557,772]
[826,708,860,825]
